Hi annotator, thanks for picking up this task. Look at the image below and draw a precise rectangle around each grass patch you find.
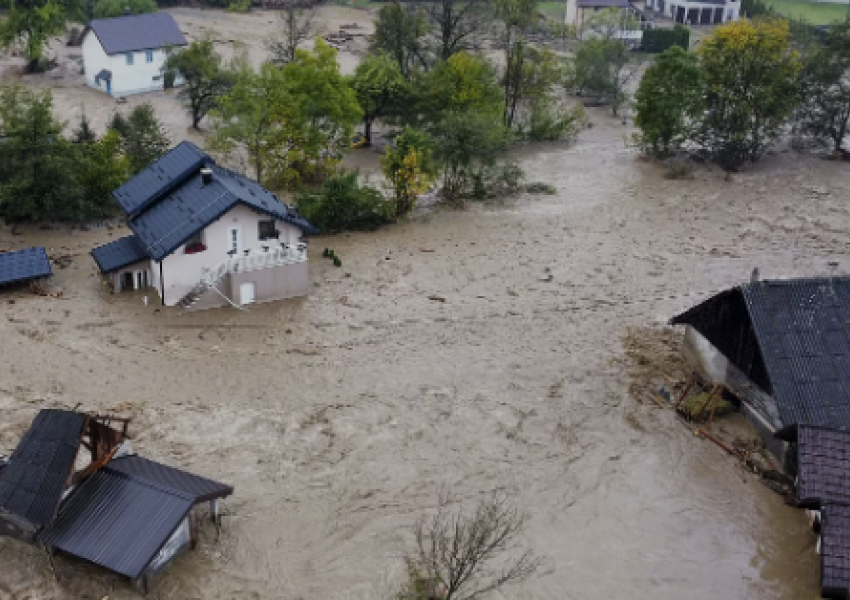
[761,0,849,25]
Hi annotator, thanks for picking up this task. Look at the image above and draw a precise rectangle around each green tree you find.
[382,127,436,216]
[495,0,538,128]
[163,38,235,129]
[349,53,408,146]
[633,46,705,157]
[795,20,850,151]
[108,103,170,174]
[70,129,130,220]
[0,0,80,71]
[418,51,503,124]
[371,1,428,78]
[295,171,391,232]
[432,110,513,201]
[265,0,317,65]
[210,39,362,189]
[93,0,156,18]
[698,18,801,170]
[412,0,489,62]
[568,37,640,116]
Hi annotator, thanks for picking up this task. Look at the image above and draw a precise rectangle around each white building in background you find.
[645,0,741,24]
[81,12,188,97]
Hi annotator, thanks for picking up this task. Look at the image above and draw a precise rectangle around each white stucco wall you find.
[158,204,305,306]
[82,32,182,97]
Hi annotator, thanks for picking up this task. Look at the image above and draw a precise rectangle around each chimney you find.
[201,166,213,185]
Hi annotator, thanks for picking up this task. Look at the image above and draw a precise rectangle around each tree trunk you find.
[364,119,373,146]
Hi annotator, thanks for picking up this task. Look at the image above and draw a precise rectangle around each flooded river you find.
[1,113,844,599]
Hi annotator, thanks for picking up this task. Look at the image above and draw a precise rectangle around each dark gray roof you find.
[0,247,52,286]
[819,503,850,599]
[795,425,850,509]
[91,235,150,273]
[672,277,850,431]
[106,455,233,502]
[40,469,194,578]
[0,410,87,529]
[87,12,187,55]
[128,164,318,261]
[113,141,209,218]
[39,456,232,578]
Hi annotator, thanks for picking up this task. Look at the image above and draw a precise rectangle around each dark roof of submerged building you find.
[0,410,87,529]
[39,455,233,578]
[91,235,150,273]
[86,12,187,55]
[671,277,850,432]
[0,247,52,286]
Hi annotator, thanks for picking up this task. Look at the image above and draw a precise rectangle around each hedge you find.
[642,26,690,53]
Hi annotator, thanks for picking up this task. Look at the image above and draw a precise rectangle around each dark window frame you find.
[258,220,278,240]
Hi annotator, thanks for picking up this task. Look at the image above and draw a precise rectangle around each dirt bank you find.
[0,107,844,597]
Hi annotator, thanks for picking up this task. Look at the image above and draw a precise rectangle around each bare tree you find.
[265,1,319,65]
[406,0,489,62]
[397,493,541,600]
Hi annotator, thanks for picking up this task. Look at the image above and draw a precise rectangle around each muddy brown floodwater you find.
[1,109,845,599]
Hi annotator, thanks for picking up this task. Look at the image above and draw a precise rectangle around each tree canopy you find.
[0,0,81,71]
[93,0,156,18]
[163,38,235,129]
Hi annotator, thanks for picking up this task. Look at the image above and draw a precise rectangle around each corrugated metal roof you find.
[106,455,233,502]
[796,425,850,508]
[820,503,850,599]
[0,247,52,286]
[87,12,187,55]
[91,236,150,273]
[40,469,194,578]
[128,165,318,261]
[112,141,209,217]
[0,410,86,529]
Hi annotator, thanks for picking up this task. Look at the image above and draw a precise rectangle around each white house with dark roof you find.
[91,141,319,310]
[81,12,188,97]
[645,0,740,23]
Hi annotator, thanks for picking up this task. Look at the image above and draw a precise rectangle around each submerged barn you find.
[672,276,850,599]
[0,409,232,592]
[91,141,318,310]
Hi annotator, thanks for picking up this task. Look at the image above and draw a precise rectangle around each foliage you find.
[0,87,128,222]
[382,127,436,216]
[413,0,489,62]
[209,39,362,190]
[568,37,640,115]
[697,18,801,169]
[295,171,392,233]
[395,493,540,600]
[516,97,586,141]
[641,25,690,53]
[371,1,428,78]
[495,0,542,128]
[795,20,850,151]
[93,0,156,18]
[349,53,409,145]
[417,51,504,124]
[265,0,318,65]
[432,110,514,202]
[108,103,170,175]
[633,45,705,157]
[163,38,235,129]
[581,6,639,42]
[0,0,80,71]
[225,0,251,13]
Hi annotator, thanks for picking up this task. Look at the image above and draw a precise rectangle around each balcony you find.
[200,244,307,287]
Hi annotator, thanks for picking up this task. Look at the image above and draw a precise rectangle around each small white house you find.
[645,0,740,24]
[81,12,188,97]
[91,141,319,311]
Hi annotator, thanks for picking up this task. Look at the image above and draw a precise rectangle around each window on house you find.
[126,52,134,65]
[146,50,154,63]
[258,220,277,240]
[184,231,206,254]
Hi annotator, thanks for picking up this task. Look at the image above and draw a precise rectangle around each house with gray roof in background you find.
[81,12,187,96]
[91,141,319,310]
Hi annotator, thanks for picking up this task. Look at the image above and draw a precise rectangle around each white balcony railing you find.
[200,244,307,287]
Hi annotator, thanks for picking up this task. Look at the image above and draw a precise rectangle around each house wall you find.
[185,261,310,311]
[159,204,305,306]
[106,260,153,292]
[83,32,183,97]
[662,0,739,22]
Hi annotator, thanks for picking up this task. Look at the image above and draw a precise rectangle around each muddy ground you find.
[0,5,847,599]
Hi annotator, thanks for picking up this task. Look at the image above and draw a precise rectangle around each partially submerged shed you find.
[0,247,52,287]
[0,409,232,592]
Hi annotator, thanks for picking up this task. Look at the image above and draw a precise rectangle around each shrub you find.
[641,26,690,53]
[525,181,557,194]
[226,0,251,12]
[295,171,393,233]
[519,99,587,142]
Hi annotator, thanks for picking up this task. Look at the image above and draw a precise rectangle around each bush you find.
[525,181,557,194]
[641,26,690,53]
[226,0,251,12]
[518,99,587,142]
[295,171,393,233]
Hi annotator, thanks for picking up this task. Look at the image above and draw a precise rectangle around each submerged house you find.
[81,12,187,97]
[91,141,319,310]
[672,276,850,599]
[0,409,232,593]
